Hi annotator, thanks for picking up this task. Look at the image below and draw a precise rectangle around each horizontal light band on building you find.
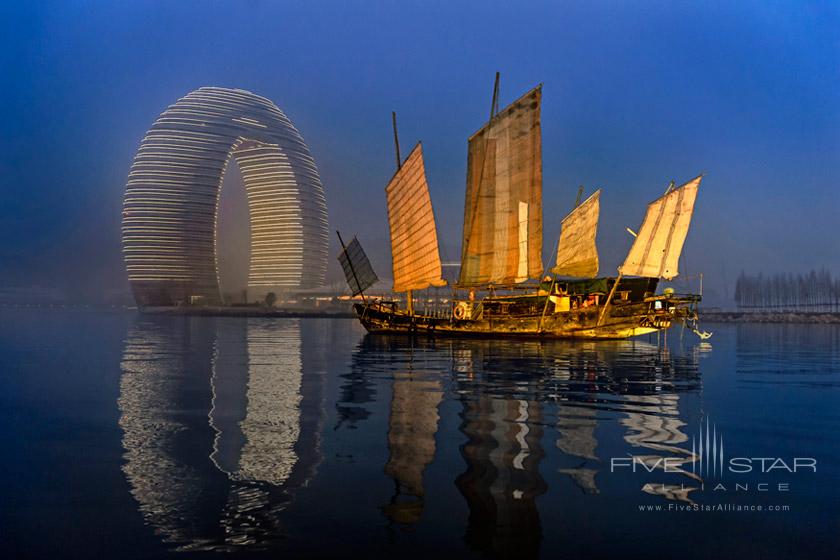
[122,87,329,305]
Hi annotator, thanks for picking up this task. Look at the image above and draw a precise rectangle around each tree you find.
[265,292,277,308]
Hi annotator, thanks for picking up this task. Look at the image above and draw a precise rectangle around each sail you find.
[337,236,378,295]
[552,190,600,278]
[621,176,702,280]
[385,143,446,293]
[458,85,543,287]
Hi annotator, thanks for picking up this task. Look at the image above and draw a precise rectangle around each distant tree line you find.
[735,270,840,311]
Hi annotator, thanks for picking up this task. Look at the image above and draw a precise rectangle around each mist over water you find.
[2,310,839,558]
[1,2,838,306]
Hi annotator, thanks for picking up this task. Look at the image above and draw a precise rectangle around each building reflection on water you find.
[119,318,704,556]
[118,317,325,551]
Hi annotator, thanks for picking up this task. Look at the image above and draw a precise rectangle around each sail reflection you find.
[455,393,547,559]
[556,406,599,493]
[544,340,701,498]
[382,369,443,525]
[357,335,702,558]
[118,317,323,551]
[452,340,549,558]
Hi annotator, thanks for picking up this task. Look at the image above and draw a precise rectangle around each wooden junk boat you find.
[338,76,710,340]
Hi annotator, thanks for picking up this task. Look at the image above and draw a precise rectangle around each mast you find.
[392,111,402,172]
[392,111,411,314]
[490,71,500,121]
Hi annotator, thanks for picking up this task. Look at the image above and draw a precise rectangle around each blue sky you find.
[0,1,837,303]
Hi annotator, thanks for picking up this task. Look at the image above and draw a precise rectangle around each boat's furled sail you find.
[386,144,446,293]
[338,236,379,295]
[552,189,600,278]
[621,176,702,280]
[458,86,543,287]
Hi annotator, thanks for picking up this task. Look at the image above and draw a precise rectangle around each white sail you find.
[621,176,702,279]
[553,190,600,278]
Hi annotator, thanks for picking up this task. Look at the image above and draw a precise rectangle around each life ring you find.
[453,302,467,320]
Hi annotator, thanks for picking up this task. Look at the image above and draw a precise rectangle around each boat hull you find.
[352,295,699,340]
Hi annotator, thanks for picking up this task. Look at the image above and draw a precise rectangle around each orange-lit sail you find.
[621,176,702,279]
[386,143,446,292]
[459,86,543,287]
[553,189,600,278]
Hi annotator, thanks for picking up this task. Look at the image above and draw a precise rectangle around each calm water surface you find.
[1,310,839,558]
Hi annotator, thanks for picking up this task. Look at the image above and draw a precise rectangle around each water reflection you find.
[556,406,599,493]
[456,394,547,557]
[382,372,442,525]
[736,324,840,382]
[119,318,704,556]
[119,317,324,551]
[335,335,379,430]
[362,336,702,558]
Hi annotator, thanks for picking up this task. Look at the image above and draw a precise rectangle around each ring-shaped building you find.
[122,87,329,307]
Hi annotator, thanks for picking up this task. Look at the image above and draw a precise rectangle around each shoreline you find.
[139,306,357,319]
[700,311,840,324]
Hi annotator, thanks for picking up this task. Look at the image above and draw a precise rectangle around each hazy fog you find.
[1,1,838,306]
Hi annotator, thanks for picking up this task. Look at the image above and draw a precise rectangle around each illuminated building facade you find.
[122,87,329,307]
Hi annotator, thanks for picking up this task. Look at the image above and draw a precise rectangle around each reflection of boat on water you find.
[556,406,600,494]
[621,394,701,502]
[455,393,547,559]
[118,317,324,551]
[342,334,446,526]
[447,339,548,558]
[381,369,443,525]
[364,333,702,517]
[547,340,702,498]
[334,334,379,431]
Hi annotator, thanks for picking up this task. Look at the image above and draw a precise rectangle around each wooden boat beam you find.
[597,271,623,326]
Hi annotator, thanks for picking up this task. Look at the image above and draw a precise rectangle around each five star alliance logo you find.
[611,415,817,479]
[691,416,724,478]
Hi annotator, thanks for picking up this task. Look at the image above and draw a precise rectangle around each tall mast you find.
[392,111,402,172]
[490,71,500,121]
[391,111,413,315]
